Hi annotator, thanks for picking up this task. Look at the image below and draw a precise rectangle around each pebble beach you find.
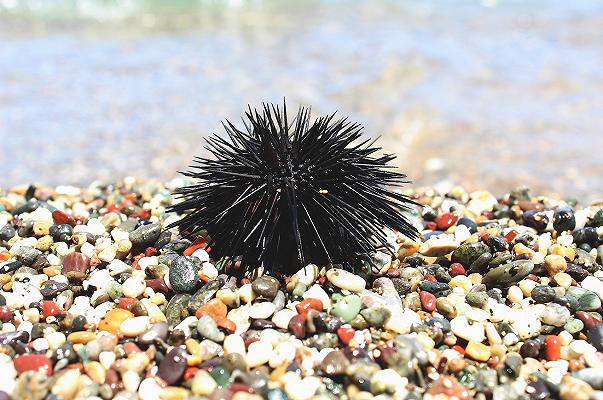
[1,178,603,400]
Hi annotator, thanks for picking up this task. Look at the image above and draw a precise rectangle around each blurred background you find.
[1,0,602,202]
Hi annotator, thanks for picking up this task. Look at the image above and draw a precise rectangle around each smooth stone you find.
[13,354,53,376]
[581,276,603,301]
[465,341,491,362]
[566,287,602,311]
[169,256,199,294]
[573,368,603,390]
[41,280,68,298]
[129,223,161,248]
[531,285,556,303]
[122,277,146,298]
[320,350,350,376]
[466,292,489,308]
[223,334,246,355]
[326,268,366,292]
[246,340,272,368]
[191,370,217,396]
[62,252,89,275]
[483,260,534,288]
[271,309,296,330]
[360,306,391,328]
[138,322,168,345]
[51,369,81,400]
[98,308,134,334]
[587,325,603,351]
[451,316,485,342]
[157,347,188,385]
[294,264,318,286]
[553,206,576,233]
[187,279,223,313]
[120,316,151,336]
[165,294,191,327]
[451,242,490,267]
[564,318,584,334]
[197,315,225,342]
[302,284,331,310]
[249,302,276,320]
[330,295,361,323]
[251,276,280,299]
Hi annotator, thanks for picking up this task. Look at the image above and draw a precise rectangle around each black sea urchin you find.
[168,103,418,274]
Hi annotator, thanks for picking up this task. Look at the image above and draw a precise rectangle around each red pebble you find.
[138,208,152,220]
[337,327,355,345]
[545,335,561,361]
[0,305,11,322]
[145,279,169,293]
[109,203,124,212]
[52,209,76,226]
[424,274,437,282]
[419,291,436,312]
[183,367,199,381]
[229,383,254,394]
[436,213,458,230]
[504,230,518,243]
[14,354,53,376]
[183,236,209,257]
[425,221,437,231]
[295,298,323,318]
[117,297,137,311]
[61,252,89,275]
[451,345,465,355]
[145,247,157,257]
[40,300,60,319]
[449,263,465,277]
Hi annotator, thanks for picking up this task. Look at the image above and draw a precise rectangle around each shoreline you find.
[1,178,602,399]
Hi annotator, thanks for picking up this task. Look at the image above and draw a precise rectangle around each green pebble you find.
[563,318,584,334]
[331,293,344,302]
[330,294,361,323]
[360,306,391,328]
[106,281,122,300]
[292,282,307,298]
[210,366,230,387]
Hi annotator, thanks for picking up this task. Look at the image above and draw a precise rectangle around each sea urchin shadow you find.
[167,102,418,274]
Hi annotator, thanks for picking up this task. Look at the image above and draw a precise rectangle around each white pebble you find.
[249,302,276,319]
[224,334,246,355]
[285,376,321,400]
[138,377,162,400]
[191,248,210,262]
[239,284,256,304]
[122,277,146,298]
[200,262,218,279]
[326,268,366,292]
[302,284,331,310]
[269,341,296,368]
[120,316,151,337]
[385,309,421,334]
[245,340,272,368]
[99,351,116,369]
[507,285,524,304]
[581,276,603,301]
[450,316,485,342]
[294,264,318,286]
[272,309,297,329]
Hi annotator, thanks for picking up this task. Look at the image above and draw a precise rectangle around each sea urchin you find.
[168,103,418,274]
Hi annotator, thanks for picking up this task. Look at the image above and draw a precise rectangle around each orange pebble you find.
[295,298,323,318]
[195,299,227,320]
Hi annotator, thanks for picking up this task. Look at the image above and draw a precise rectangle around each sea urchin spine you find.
[168,102,418,274]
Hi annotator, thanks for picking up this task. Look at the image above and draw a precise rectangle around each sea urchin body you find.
[168,103,418,274]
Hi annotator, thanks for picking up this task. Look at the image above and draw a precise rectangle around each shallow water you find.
[1,0,602,202]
